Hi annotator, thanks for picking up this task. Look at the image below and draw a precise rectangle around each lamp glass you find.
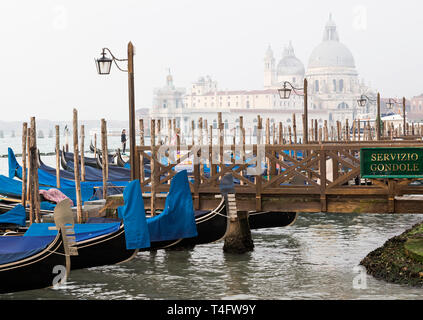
[278,88,292,100]
[357,98,367,107]
[96,54,113,75]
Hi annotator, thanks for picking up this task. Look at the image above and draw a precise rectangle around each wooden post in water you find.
[28,127,35,224]
[73,109,83,223]
[222,175,254,254]
[314,119,318,143]
[21,122,28,207]
[80,124,85,182]
[157,119,162,145]
[324,120,328,142]
[26,127,31,203]
[191,120,195,146]
[345,119,350,141]
[150,119,157,215]
[94,133,97,160]
[292,114,297,144]
[167,119,172,144]
[139,119,145,184]
[55,125,61,188]
[101,119,108,200]
[30,117,41,223]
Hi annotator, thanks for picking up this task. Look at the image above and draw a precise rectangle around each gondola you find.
[95,151,129,170]
[5,199,150,271]
[248,211,297,229]
[70,223,138,269]
[0,201,74,294]
[62,149,115,169]
[24,211,143,270]
[116,148,127,167]
[90,141,114,157]
[0,230,67,294]
[161,197,229,249]
[58,148,131,182]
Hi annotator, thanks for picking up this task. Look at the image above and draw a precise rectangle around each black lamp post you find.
[279,79,308,144]
[95,42,138,180]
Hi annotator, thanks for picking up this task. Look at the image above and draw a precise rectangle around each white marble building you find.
[149,14,376,139]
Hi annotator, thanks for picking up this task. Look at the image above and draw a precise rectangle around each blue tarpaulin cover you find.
[0,174,96,206]
[122,170,197,242]
[24,222,122,242]
[118,180,151,250]
[0,204,26,226]
[0,235,57,265]
[8,148,129,189]
[147,170,197,242]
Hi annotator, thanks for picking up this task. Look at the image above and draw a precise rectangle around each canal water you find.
[0,138,422,300]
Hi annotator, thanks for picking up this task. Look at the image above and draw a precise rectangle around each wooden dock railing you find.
[135,140,423,214]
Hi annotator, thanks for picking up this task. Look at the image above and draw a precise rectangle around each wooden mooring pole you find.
[55,125,61,188]
[21,122,27,207]
[73,109,83,223]
[221,174,254,254]
[101,119,108,200]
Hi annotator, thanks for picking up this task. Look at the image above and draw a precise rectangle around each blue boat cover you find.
[0,235,57,265]
[146,170,198,242]
[0,204,26,226]
[8,148,130,189]
[65,160,131,182]
[24,222,121,242]
[118,180,151,250]
[0,174,97,206]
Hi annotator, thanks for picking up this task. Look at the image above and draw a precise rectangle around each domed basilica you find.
[264,14,375,124]
[149,14,376,136]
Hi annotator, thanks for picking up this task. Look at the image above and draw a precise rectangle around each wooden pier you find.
[132,115,423,215]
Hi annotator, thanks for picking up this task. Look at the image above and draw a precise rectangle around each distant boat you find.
[11,131,15,138]
[48,129,53,138]
[0,131,3,139]
[38,130,44,139]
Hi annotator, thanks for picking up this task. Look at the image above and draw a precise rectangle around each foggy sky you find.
[0,0,422,122]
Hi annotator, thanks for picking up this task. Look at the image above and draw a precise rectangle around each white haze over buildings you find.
[0,0,422,122]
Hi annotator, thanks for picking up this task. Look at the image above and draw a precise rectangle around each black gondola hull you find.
[248,211,297,230]
[0,233,67,294]
[142,199,229,250]
[71,225,137,270]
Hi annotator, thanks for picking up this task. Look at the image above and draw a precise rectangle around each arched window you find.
[333,79,337,92]
[224,120,229,129]
[315,80,319,93]
[213,119,217,129]
[339,79,344,92]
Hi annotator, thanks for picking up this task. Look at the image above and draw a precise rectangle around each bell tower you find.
[264,44,276,88]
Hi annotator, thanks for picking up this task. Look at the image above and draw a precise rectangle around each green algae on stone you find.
[360,222,423,287]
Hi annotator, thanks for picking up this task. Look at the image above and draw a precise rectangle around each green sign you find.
[360,147,423,179]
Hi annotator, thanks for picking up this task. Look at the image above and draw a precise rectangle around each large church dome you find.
[308,15,355,69]
[277,41,305,76]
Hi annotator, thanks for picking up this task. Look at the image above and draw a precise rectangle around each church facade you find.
[148,15,376,140]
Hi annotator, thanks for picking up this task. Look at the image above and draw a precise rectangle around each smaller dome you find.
[277,41,305,76]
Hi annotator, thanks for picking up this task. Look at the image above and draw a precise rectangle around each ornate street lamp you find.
[95,50,113,75]
[95,42,138,180]
[278,82,292,100]
[357,94,382,140]
[279,80,309,144]
[357,94,376,108]
[386,98,398,110]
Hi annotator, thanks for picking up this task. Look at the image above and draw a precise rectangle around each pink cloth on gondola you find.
[39,189,74,206]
